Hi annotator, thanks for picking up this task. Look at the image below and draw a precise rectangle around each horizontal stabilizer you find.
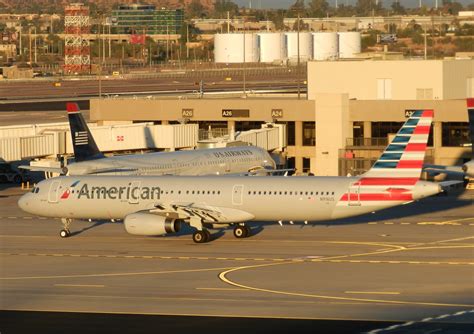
[19,165,65,174]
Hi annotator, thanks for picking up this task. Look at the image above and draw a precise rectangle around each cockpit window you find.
[31,187,39,193]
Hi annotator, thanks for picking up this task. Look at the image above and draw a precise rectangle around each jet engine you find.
[412,181,442,200]
[124,212,181,236]
[462,161,474,178]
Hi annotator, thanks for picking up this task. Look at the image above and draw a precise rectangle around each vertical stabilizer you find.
[467,98,474,159]
[362,109,434,181]
[66,102,104,162]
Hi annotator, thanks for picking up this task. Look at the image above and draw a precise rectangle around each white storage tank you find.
[338,32,361,58]
[284,32,312,61]
[214,33,259,63]
[312,32,338,60]
[257,32,285,63]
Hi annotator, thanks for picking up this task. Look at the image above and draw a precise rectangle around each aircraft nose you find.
[18,193,31,212]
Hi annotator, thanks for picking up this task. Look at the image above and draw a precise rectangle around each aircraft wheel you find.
[193,230,210,243]
[233,225,250,238]
[59,229,70,238]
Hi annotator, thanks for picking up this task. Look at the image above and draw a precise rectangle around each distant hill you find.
[0,0,215,12]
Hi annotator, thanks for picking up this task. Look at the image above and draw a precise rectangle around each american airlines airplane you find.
[19,110,442,243]
[20,103,276,176]
[424,98,474,179]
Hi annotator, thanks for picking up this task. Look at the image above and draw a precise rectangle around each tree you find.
[391,1,406,15]
[213,0,239,18]
[289,0,306,17]
[441,0,464,15]
[268,9,286,31]
[292,19,309,31]
[309,0,329,17]
[187,0,206,19]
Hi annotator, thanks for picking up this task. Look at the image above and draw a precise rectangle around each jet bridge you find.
[0,122,198,162]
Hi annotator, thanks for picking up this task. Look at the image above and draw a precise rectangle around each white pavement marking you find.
[344,291,400,295]
[54,284,105,288]
[368,309,474,333]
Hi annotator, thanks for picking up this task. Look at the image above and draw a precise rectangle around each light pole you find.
[243,19,246,96]
[297,13,300,100]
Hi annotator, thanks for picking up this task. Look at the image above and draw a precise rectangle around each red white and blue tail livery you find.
[337,110,434,208]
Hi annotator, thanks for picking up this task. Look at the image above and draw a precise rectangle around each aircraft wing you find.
[423,164,465,177]
[150,202,254,223]
[18,165,66,174]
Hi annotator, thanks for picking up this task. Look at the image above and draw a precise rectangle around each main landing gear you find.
[192,229,211,243]
[233,224,251,239]
[60,218,72,238]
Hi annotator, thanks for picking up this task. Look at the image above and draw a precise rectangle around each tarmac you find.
[1,184,473,333]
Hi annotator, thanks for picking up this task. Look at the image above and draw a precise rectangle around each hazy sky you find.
[233,0,473,9]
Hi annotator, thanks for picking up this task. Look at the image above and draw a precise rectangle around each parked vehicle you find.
[0,164,29,183]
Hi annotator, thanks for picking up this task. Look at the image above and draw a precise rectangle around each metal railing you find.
[346,137,388,148]
[198,128,229,141]
[338,149,435,176]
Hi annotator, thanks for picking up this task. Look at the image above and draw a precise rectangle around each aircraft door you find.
[347,182,361,206]
[48,180,61,203]
[128,181,141,204]
[232,184,244,205]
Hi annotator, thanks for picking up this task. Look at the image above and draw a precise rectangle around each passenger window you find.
[332,192,335,195]
[258,191,261,195]
[178,191,181,194]
[289,191,292,195]
[192,191,195,194]
[284,191,287,195]
[186,190,189,194]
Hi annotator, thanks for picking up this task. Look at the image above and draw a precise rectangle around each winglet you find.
[66,102,80,113]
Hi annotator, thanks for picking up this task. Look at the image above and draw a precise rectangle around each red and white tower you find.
[64,3,90,74]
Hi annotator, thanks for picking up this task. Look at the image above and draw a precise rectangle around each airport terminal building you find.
[91,59,473,177]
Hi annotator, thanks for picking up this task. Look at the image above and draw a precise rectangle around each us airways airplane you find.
[424,98,474,179]
[20,103,276,176]
[19,110,442,243]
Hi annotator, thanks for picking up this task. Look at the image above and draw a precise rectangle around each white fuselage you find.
[66,146,275,176]
[19,175,441,224]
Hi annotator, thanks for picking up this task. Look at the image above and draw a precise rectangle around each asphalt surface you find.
[0,109,90,126]
[1,185,473,333]
[0,72,302,101]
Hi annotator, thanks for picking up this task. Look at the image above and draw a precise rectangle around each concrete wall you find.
[308,59,474,100]
[350,99,468,122]
[315,93,350,176]
[91,98,315,123]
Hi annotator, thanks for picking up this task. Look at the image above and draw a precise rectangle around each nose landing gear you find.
[60,218,72,238]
